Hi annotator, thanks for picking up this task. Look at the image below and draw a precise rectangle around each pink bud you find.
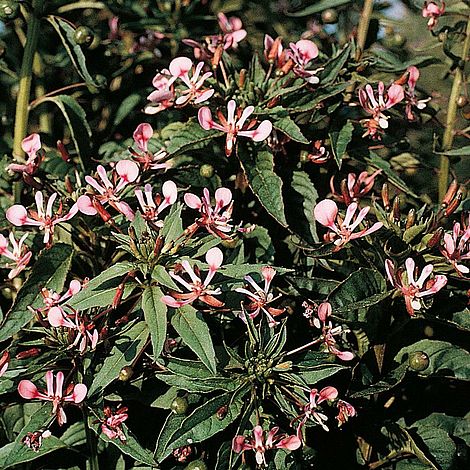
[133,123,153,153]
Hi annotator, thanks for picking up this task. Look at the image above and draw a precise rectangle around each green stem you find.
[83,406,100,470]
[438,15,470,201]
[13,1,43,160]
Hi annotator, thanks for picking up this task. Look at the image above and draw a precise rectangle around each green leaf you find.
[151,265,180,291]
[320,43,352,85]
[93,420,156,466]
[88,321,149,397]
[161,203,183,244]
[395,340,470,381]
[165,119,222,156]
[68,262,134,310]
[286,170,319,243]
[296,365,346,385]
[0,243,73,342]
[286,276,340,296]
[1,404,66,469]
[47,16,101,87]
[142,285,167,359]
[287,0,352,16]
[328,268,389,318]
[238,145,288,227]
[329,121,354,169]
[249,54,266,85]
[35,95,92,167]
[113,93,142,127]
[437,145,470,156]
[161,387,249,460]
[171,305,217,375]
[156,373,238,393]
[273,117,309,144]
[366,152,418,197]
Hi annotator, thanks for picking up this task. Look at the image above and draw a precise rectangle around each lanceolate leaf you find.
[171,305,217,375]
[320,43,352,85]
[0,243,73,342]
[238,145,288,227]
[142,285,167,359]
[34,95,92,168]
[287,0,352,16]
[88,321,149,397]
[273,117,309,144]
[47,16,101,87]
[329,121,354,169]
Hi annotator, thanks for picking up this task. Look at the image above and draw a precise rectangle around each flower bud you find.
[381,183,390,210]
[444,191,462,217]
[238,69,246,88]
[441,179,458,207]
[199,164,214,178]
[118,366,133,381]
[57,140,70,162]
[171,397,189,415]
[16,348,40,360]
[405,209,415,229]
[392,196,400,221]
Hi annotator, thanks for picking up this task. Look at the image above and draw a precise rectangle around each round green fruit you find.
[199,164,214,178]
[73,26,94,47]
[408,351,430,371]
[0,1,20,21]
[170,396,188,415]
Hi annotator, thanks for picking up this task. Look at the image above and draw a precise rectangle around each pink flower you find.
[422,1,445,29]
[313,302,354,361]
[287,39,320,84]
[440,220,470,276]
[18,371,87,426]
[314,199,383,249]
[235,266,285,327]
[184,187,234,239]
[330,170,381,205]
[307,140,330,164]
[144,70,175,114]
[7,134,42,176]
[336,400,356,426]
[135,181,177,225]
[0,232,32,279]
[6,192,78,247]
[217,13,247,49]
[264,35,287,68]
[167,57,214,106]
[22,430,52,452]
[39,280,82,318]
[131,123,168,172]
[198,100,272,157]
[161,247,224,308]
[293,387,339,438]
[232,425,301,466]
[401,66,431,121]
[0,350,9,377]
[78,160,139,220]
[101,406,128,442]
[48,307,98,353]
[358,82,404,139]
[385,257,448,316]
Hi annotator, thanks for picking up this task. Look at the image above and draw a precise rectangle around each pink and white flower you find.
[358,82,404,139]
[135,181,177,225]
[144,70,175,115]
[8,134,42,176]
[336,399,356,426]
[161,247,224,308]
[403,66,430,121]
[313,302,354,361]
[330,170,381,204]
[314,199,383,249]
[440,220,470,276]
[101,406,128,442]
[48,307,98,354]
[0,350,9,377]
[6,192,78,246]
[39,280,82,318]
[217,13,247,49]
[130,123,168,171]
[167,57,214,106]
[235,266,285,327]
[232,425,301,466]
[422,1,445,29]
[78,160,139,220]
[198,100,272,157]
[287,39,320,84]
[0,232,32,279]
[18,371,87,426]
[385,257,448,315]
[184,187,234,239]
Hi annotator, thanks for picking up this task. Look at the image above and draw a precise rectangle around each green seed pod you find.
[199,164,214,178]
[408,351,430,371]
[0,1,20,21]
[170,397,188,415]
[73,26,94,47]
[185,459,208,470]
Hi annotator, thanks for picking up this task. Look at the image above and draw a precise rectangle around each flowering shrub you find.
[0,0,469,469]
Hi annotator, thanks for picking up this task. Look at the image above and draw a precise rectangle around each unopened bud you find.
[340,179,352,205]
[268,37,282,63]
[57,141,70,162]
[65,176,74,194]
[405,209,415,229]
[280,58,294,75]
[211,44,224,69]
[153,236,164,257]
[93,199,112,223]
[444,191,462,216]
[16,348,40,360]
[442,179,458,207]
[238,69,246,88]
[382,183,390,210]
[267,96,280,108]
[427,227,444,248]
[392,196,400,221]
[112,284,125,309]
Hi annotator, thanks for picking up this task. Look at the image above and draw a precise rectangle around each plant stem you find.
[13,0,43,160]
[438,15,470,201]
[285,337,322,357]
[83,406,100,470]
